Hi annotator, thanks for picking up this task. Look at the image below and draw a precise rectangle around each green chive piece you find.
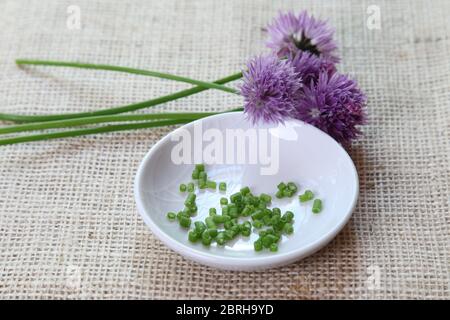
[166,212,176,221]
[194,221,207,234]
[283,223,294,235]
[216,232,226,245]
[269,243,278,252]
[283,211,294,223]
[212,215,230,224]
[209,208,217,216]
[299,190,314,202]
[230,192,242,203]
[251,209,264,221]
[220,197,228,205]
[241,227,251,237]
[201,230,212,246]
[206,180,217,189]
[207,228,218,238]
[192,169,200,180]
[179,184,187,192]
[312,199,322,214]
[262,234,278,248]
[187,182,195,192]
[241,205,253,217]
[224,229,235,240]
[272,207,281,216]
[188,230,199,242]
[219,182,227,191]
[275,190,284,199]
[198,180,207,189]
[179,216,191,228]
[240,186,250,195]
[277,182,286,191]
[195,164,205,172]
[184,193,196,206]
[199,171,207,182]
[187,205,197,216]
[252,220,263,229]
[221,205,229,216]
[260,193,272,203]
[254,240,263,252]
[287,182,298,192]
[205,216,216,229]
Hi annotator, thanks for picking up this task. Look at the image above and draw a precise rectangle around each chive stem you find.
[15,59,238,94]
[0,119,191,146]
[0,72,243,123]
[0,110,241,135]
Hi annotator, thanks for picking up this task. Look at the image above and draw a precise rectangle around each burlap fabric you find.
[0,0,448,299]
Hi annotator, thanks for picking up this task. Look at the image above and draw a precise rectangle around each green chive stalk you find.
[0,111,240,135]
[16,59,238,94]
[0,72,242,123]
[0,108,243,146]
[0,119,189,146]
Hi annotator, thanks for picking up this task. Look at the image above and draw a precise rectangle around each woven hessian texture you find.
[0,0,449,299]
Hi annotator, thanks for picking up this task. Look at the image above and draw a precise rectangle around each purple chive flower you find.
[295,71,367,145]
[241,54,302,124]
[289,51,336,86]
[266,11,339,63]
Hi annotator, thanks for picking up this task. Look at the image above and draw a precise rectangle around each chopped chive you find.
[187,182,195,192]
[277,182,286,191]
[251,209,264,221]
[192,169,200,180]
[241,205,253,217]
[179,216,191,228]
[212,215,230,224]
[240,186,250,195]
[209,207,217,216]
[179,184,187,192]
[220,197,228,205]
[299,190,314,202]
[206,180,217,189]
[205,216,216,229]
[198,180,207,189]
[283,223,294,235]
[241,227,251,237]
[201,230,212,246]
[195,164,205,172]
[219,182,227,191]
[188,230,199,242]
[207,228,218,238]
[287,182,298,192]
[269,243,278,252]
[199,171,207,182]
[254,240,263,252]
[166,212,176,221]
[283,211,294,223]
[230,192,242,203]
[252,220,263,229]
[272,207,281,215]
[216,232,226,245]
[221,205,229,216]
[282,189,292,197]
[184,193,196,206]
[260,193,272,203]
[312,199,322,213]
[275,190,284,199]
[194,221,207,234]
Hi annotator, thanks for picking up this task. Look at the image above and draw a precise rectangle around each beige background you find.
[0,0,449,299]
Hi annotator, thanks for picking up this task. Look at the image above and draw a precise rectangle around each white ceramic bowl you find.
[134,112,358,271]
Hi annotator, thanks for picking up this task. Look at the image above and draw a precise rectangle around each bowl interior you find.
[135,112,358,268]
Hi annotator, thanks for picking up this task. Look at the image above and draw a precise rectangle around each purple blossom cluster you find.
[241,10,367,145]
